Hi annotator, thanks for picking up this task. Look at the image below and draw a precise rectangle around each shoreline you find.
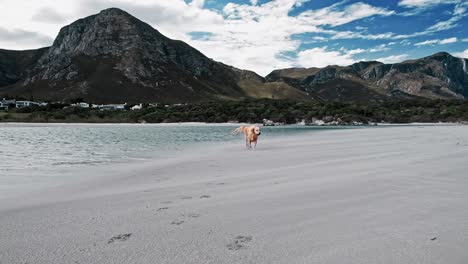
[1,126,468,263]
[0,121,466,127]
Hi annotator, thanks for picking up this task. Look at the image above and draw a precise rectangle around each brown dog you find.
[233,125,261,150]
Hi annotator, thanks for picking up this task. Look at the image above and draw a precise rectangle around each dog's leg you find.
[245,137,250,150]
[253,141,257,150]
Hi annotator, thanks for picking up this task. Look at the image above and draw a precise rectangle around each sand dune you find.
[1,125,468,264]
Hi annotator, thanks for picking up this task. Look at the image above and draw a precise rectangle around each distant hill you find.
[0,8,466,103]
[266,52,468,102]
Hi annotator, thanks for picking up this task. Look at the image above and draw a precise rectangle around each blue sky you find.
[0,0,467,75]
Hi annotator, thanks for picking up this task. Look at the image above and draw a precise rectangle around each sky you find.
[0,0,467,76]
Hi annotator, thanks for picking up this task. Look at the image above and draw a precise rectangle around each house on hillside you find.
[131,104,142,110]
[93,103,127,110]
[71,102,90,108]
[15,101,46,108]
[0,98,16,110]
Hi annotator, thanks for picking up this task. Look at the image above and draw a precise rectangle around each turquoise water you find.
[0,124,348,197]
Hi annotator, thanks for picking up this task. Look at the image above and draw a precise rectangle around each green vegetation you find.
[1,99,468,124]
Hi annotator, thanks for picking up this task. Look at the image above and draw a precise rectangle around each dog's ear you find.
[250,126,255,134]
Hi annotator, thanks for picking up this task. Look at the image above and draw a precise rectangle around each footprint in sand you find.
[157,207,169,212]
[171,220,185,225]
[200,195,211,199]
[108,233,132,244]
[181,196,192,200]
[161,201,173,204]
[187,213,201,218]
[227,235,253,250]
[206,182,226,186]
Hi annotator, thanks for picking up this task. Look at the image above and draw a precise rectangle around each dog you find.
[233,125,261,150]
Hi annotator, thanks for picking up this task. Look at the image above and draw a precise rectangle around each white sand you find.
[1,125,468,264]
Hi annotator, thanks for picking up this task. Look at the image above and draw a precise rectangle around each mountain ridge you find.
[266,52,468,101]
[0,8,467,103]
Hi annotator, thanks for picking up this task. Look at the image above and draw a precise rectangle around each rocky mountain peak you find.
[97,7,133,17]
[427,52,452,59]
[50,7,161,57]
[350,61,382,72]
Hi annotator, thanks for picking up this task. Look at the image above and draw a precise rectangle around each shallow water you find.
[0,123,347,198]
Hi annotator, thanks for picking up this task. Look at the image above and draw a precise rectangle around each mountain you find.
[266,52,468,102]
[0,8,467,104]
[0,48,48,87]
[0,8,305,103]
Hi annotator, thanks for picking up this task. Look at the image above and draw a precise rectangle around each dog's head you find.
[252,126,261,136]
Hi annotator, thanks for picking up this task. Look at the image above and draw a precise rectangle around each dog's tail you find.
[232,126,244,134]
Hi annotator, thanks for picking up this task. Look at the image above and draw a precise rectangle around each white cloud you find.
[414,37,457,46]
[398,0,460,8]
[0,27,53,47]
[335,43,394,57]
[297,47,358,68]
[343,1,468,40]
[31,7,68,23]
[462,38,468,42]
[166,0,394,75]
[331,1,466,42]
[452,49,468,58]
[426,20,457,31]
[330,31,395,40]
[346,48,367,55]
[189,0,205,8]
[425,2,468,31]
[440,37,458,44]
[296,44,403,67]
[414,39,439,46]
[297,2,394,27]
[374,54,408,64]
[367,43,396,52]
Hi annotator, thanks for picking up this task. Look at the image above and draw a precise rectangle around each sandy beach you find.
[1,125,468,264]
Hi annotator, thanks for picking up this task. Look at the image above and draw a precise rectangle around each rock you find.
[66,71,78,80]
[263,119,275,126]
[108,233,132,244]
[323,116,334,123]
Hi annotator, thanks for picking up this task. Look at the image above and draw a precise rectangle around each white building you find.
[71,102,90,108]
[16,101,37,108]
[93,103,127,110]
[15,101,48,108]
[131,104,142,110]
[0,98,15,110]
